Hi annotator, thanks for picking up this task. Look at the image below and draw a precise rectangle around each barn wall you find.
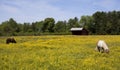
[71,29,88,35]
[72,31,82,35]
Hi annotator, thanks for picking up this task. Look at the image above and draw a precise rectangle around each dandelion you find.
[0,35,120,70]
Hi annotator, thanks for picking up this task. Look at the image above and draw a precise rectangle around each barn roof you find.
[70,28,83,31]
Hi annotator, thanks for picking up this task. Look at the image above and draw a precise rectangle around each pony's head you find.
[105,49,109,54]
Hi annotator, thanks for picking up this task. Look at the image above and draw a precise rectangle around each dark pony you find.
[6,37,16,44]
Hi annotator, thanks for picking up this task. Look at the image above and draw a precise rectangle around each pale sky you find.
[0,0,120,23]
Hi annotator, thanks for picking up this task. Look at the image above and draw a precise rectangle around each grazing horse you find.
[95,40,109,53]
[6,37,16,44]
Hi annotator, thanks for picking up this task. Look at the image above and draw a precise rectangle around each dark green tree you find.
[0,18,19,36]
[93,11,107,34]
[54,21,67,32]
[41,18,55,32]
[67,17,79,30]
[35,21,44,33]
[23,23,31,32]
[80,15,94,34]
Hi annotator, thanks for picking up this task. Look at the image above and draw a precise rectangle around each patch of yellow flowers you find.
[0,35,120,70]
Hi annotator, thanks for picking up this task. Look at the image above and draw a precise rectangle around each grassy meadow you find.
[0,35,120,70]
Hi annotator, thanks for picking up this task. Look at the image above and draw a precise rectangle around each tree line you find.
[0,11,120,36]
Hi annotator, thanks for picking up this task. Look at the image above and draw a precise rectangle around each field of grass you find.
[0,35,120,70]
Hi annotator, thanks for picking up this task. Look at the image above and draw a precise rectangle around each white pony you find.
[95,40,109,53]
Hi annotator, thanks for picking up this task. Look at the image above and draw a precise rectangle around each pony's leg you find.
[97,46,101,52]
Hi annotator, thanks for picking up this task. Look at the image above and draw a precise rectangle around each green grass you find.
[0,35,120,70]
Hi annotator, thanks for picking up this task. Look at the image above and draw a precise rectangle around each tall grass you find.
[0,35,120,70]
